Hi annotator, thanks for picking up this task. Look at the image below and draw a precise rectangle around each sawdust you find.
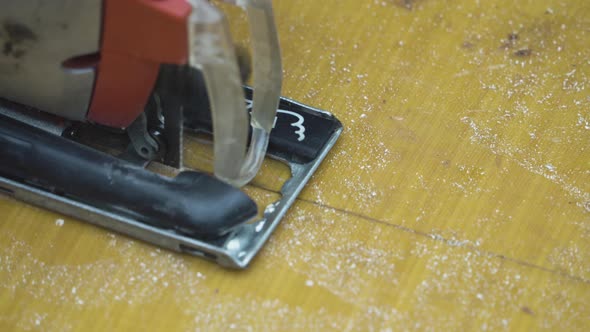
[1,0,589,330]
[462,116,589,212]
[3,202,587,331]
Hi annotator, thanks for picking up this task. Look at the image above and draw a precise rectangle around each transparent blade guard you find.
[188,0,282,187]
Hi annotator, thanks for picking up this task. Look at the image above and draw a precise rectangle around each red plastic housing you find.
[87,0,191,128]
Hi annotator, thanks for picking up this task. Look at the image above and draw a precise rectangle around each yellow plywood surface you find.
[1,0,589,331]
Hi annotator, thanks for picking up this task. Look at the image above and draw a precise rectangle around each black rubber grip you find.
[0,113,257,236]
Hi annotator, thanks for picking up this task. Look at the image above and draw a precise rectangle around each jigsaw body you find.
[0,0,342,268]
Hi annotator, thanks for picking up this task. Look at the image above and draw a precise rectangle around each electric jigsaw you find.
[0,0,342,268]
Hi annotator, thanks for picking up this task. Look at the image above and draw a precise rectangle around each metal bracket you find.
[127,112,160,160]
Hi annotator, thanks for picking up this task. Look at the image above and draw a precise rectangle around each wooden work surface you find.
[1,0,589,330]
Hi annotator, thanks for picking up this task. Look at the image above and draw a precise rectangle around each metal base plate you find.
[0,96,342,268]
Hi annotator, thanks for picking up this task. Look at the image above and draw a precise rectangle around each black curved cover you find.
[0,113,257,237]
